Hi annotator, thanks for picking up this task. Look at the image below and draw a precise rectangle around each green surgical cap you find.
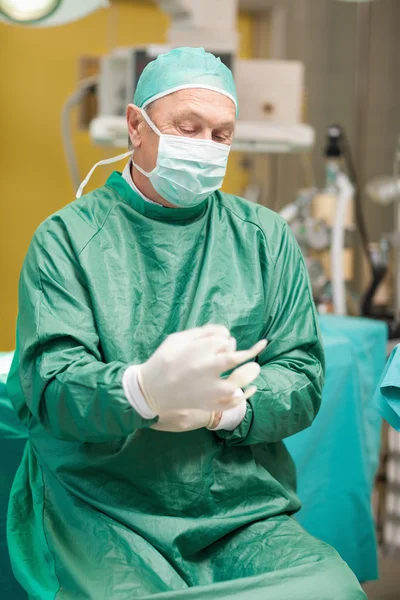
[134,47,238,116]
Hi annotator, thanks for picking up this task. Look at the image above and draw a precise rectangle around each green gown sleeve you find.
[217,220,325,446]
[7,219,156,443]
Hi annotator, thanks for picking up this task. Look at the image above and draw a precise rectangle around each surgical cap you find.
[133,47,238,115]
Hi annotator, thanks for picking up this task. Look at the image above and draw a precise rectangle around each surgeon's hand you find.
[137,324,266,415]
[150,386,261,433]
[151,409,218,432]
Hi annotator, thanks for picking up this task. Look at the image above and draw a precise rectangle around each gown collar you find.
[122,160,157,205]
[106,171,209,222]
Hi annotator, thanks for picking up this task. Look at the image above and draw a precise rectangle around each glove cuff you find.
[209,390,247,431]
[123,365,158,419]
[206,412,217,429]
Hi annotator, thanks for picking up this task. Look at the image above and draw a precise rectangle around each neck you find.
[130,163,176,209]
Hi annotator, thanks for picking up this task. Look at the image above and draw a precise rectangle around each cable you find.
[325,124,388,316]
[61,76,99,192]
[340,127,374,272]
[361,264,387,317]
[337,126,388,317]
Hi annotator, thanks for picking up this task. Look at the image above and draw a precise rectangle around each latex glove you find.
[208,389,248,431]
[151,409,216,433]
[152,396,250,433]
[151,391,251,433]
[137,324,266,415]
[226,361,264,402]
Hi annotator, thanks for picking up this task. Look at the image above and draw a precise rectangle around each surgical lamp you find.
[0,0,109,26]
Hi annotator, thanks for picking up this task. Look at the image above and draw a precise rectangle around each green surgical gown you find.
[7,172,365,599]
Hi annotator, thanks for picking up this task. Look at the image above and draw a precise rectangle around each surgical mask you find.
[132,109,231,208]
[76,151,132,199]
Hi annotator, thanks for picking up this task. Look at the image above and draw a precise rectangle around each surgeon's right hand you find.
[134,324,266,416]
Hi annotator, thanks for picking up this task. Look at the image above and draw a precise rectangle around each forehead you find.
[149,88,237,127]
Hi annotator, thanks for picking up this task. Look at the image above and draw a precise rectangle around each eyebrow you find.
[172,110,235,131]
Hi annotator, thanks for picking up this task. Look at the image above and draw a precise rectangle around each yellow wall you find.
[0,2,254,349]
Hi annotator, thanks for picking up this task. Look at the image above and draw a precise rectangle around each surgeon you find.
[7,48,365,599]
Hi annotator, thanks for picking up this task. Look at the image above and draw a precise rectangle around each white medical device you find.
[92,44,313,155]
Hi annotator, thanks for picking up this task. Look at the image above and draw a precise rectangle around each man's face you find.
[127,88,236,175]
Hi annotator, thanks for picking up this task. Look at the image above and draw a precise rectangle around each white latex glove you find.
[151,409,215,433]
[137,324,266,415]
[151,391,251,433]
[225,361,263,401]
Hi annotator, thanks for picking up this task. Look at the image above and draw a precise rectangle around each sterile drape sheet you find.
[287,315,387,582]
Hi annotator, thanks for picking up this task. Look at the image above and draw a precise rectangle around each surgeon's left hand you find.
[151,409,217,432]
[151,388,252,433]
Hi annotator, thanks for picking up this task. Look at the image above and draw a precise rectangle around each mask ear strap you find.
[131,109,161,179]
[140,108,162,137]
[76,151,132,198]
[131,159,149,177]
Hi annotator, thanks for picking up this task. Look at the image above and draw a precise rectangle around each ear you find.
[126,104,143,149]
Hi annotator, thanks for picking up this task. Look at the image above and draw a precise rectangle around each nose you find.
[196,128,213,141]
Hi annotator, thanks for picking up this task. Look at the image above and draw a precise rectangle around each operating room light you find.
[0,0,59,21]
[0,0,109,26]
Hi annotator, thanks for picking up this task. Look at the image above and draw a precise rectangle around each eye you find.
[213,134,228,143]
[179,127,196,135]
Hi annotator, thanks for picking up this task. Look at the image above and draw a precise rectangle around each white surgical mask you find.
[132,109,231,208]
